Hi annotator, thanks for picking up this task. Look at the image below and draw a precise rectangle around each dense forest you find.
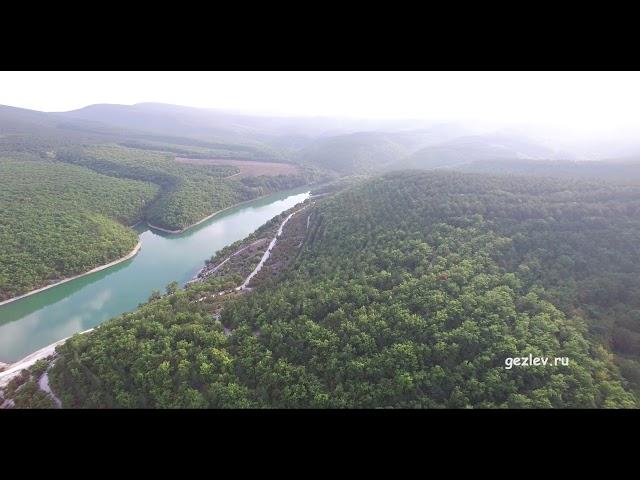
[4,101,640,409]
[0,358,56,408]
[48,171,640,407]
[0,158,158,301]
[455,159,640,184]
[57,145,321,231]
[0,113,321,301]
[298,133,410,173]
[0,103,292,162]
[0,150,316,301]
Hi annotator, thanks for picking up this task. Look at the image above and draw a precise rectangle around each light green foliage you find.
[50,171,640,407]
[57,145,312,230]
[0,158,158,300]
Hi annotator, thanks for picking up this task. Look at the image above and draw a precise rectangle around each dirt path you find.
[237,206,306,291]
[38,368,62,408]
[191,239,266,282]
[0,328,94,388]
[193,206,307,303]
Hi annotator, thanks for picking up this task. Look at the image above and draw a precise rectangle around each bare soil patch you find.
[175,157,301,177]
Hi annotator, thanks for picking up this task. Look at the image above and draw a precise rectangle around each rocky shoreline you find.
[0,328,94,391]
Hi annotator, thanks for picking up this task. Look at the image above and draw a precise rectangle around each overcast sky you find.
[1,71,639,139]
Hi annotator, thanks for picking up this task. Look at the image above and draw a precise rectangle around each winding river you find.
[0,187,310,363]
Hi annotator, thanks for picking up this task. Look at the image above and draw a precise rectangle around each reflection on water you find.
[0,188,310,362]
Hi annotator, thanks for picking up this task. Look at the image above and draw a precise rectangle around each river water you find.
[0,188,310,362]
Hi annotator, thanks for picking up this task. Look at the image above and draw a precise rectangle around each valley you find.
[175,157,302,177]
[2,98,640,409]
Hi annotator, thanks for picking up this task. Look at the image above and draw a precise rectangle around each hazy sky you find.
[1,71,639,138]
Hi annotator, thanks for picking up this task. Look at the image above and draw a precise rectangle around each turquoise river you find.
[0,188,310,363]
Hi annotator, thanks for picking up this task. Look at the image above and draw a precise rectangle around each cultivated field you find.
[175,157,301,177]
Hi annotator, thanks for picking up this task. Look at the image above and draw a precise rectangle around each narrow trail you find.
[190,239,265,282]
[38,366,62,408]
[237,206,306,291]
[194,206,307,303]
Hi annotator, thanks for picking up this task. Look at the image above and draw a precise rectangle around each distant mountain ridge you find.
[396,134,572,171]
[59,103,454,146]
[3,101,638,177]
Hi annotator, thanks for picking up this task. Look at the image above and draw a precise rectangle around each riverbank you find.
[0,205,308,388]
[0,188,311,367]
[0,328,94,388]
[0,241,142,307]
[237,207,306,290]
[147,188,312,235]
[191,205,308,304]
[189,238,267,283]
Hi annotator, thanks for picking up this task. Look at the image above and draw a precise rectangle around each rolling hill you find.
[456,158,640,184]
[396,134,568,171]
[296,132,411,173]
[295,125,471,174]
[46,171,640,407]
[0,103,329,301]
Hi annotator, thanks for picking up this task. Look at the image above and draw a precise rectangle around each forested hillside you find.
[297,132,410,173]
[0,103,292,162]
[396,135,558,170]
[57,145,320,231]
[59,103,453,149]
[0,103,324,301]
[292,128,473,174]
[0,158,158,301]
[456,159,640,184]
[4,101,640,409]
[5,101,640,181]
[49,171,640,407]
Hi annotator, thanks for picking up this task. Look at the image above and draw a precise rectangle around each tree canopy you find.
[49,171,640,407]
[0,158,157,300]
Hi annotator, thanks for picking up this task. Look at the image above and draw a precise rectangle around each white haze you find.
[1,71,640,159]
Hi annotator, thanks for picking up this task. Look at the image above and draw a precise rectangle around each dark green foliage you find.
[4,370,30,397]
[9,380,55,408]
[29,359,49,378]
[50,171,639,407]
[166,281,180,295]
[1,358,56,409]
[149,289,162,302]
[56,145,312,230]
[0,139,313,299]
[50,278,251,408]
[0,158,157,300]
